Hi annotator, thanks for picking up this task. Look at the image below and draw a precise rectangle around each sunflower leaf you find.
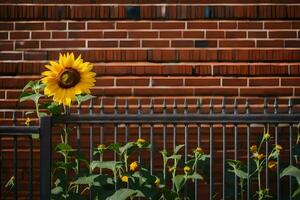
[75,94,95,106]
[20,92,43,103]
[22,81,34,92]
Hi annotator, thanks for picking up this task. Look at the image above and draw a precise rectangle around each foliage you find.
[227,127,282,200]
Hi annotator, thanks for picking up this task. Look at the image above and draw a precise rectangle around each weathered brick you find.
[10,32,30,39]
[32,32,50,39]
[15,22,44,30]
[41,40,85,48]
[129,31,158,38]
[88,40,118,48]
[45,22,66,30]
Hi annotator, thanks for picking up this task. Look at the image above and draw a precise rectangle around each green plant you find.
[227,127,282,200]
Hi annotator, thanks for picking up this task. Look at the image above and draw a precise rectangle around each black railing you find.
[1,97,300,200]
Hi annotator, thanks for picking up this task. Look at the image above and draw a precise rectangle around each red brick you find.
[45,22,66,30]
[0,52,22,60]
[222,78,247,86]
[182,31,204,38]
[219,22,237,29]
[240,88,293,96]
[142,40,169,48]
[24,51,47,60]
[171,40,194,47]
[285,40,300,48]
[134,88,193,96]
[153,22,185,29]
[69,31,103,38]
[219,40,255,48]
[0,42,13,51]
[87,22,115,29]
[52,31,67,38]
[41,40,85,48]
[15,41,39,49]
[32,31,50,39]
[264,22,292,29]
[129,31,158,38]
[104,31,127,38]
[0,22,13,30]
[269,31,297,38]
[187,22,217,29]
[10,32,29,39]
[248,31,267,38]
[185,78,220,86]
[238,22,263,29]
[150,50,177,62]
[290,64,300,76]
[88,40,118,48]
[117,22,150,29]
[257,40,284,48]
[249,78,279,86]
[225,31,246,38]
[95,77,114,87]
[120,40,140,47]
[90,88,129,96]
[152,78,183,86]
[116,78,149,86]
[281,78,300,86]
[69,22,86,30]
[296,88,300,96]
[194,88,238,96]
[0,32,8,39]
[206,31,224,39]
[15,22,44,30]
[160,31,182,38]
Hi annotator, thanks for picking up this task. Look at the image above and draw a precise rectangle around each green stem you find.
[240,179,244,200]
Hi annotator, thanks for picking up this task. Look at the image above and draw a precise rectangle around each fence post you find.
[40,116,52,200]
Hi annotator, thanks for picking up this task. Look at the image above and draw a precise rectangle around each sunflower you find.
[41,53,95,106]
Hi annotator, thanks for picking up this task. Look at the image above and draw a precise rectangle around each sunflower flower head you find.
[136,138,146,144]
[250,145,258,153]
[41,53,96,106]
[275,144,283,152]
[121,175,128,183]
[154,177,160,187]
[253,152,264,161]
[184,166,191,174]
[268,160,277,169]
[25,117,31,126]
[194,147,204,154]
[129,161,138,171]
[168,166,175,173]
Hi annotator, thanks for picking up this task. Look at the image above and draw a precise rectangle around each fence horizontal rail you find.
[0,126,39,135]
[52,114,300,124]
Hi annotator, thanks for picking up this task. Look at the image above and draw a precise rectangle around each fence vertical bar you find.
[40,116,52,200]
[209,98,213,200]
[12,111,17,200]
[222,97,226,200]
[288,98,293,200]
[234,98,238,200]
[29,136,33,200]
[125,99,129,143]
[13,136,18,200]
[246,98,250,200]
[264,98,269,190]
[173,99,177,151]
[274,98,280,200]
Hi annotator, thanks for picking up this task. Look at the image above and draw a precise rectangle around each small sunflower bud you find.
[129,161,138,171]
[184,166,191,174]
[121,175,128,183]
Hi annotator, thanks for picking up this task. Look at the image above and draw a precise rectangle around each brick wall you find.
[0,0,300,199]
[1,0,300,109]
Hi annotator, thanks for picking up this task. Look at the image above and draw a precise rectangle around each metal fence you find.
[1,97,300,200]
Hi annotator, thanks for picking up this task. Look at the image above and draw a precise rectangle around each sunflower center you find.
[58,68,80,89]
